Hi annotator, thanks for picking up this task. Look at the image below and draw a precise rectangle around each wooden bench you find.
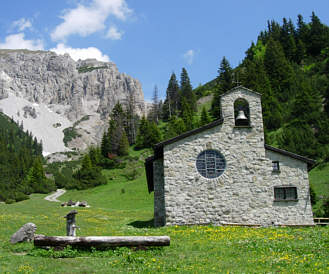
[314,218,329,226]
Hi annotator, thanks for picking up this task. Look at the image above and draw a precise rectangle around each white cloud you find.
[50,43,110,62]
[51,0,132,41]
[183,49,195,65]
[12,18,33,32]
[106,26,123,40]
[0,33,44,50]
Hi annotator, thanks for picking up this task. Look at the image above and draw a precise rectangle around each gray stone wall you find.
[153,158,165,226]
[157,87,314,226]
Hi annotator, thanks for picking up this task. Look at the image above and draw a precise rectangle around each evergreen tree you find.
[135,117,161,149]
[81,154,92,170]
[290,79,321,125]
[242,59,283,130]
[296,14,309,44]
[118,130,129,156]
[162,73,180,120]
[280,18,297,62]
[200,106,211,126]
[148,121,162,147]
[264,37,294,102]
[279,121,319,159]
[295,39,306,64]
[73,154,107,190]
[100,130,110,158]
[148,85,160,123]
[308,12,329,56]
[179,68,197,113]
[88,146,101,166]
[107,102,128,156]
[211,57,233,119]
[25,157,55,194]
[124,93,138,145]
[181,97,194,131]
[135,116,148,149]
[165,116,186,139]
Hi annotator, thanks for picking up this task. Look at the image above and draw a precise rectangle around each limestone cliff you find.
[0,49,145,155]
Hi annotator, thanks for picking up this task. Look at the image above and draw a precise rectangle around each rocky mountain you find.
[0,49,145,156]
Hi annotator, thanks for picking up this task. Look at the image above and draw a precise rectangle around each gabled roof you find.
[153,118,224,159]
[220,85,262,97]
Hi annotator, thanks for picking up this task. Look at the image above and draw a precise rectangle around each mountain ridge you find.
[0,49,146,154]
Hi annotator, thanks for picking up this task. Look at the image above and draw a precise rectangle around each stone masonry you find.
[151,86,314,226]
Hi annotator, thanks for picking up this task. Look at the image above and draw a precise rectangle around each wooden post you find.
[34,235,170,248]
[64,210,78,236]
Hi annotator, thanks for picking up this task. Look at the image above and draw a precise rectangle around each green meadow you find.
[0,158,328,273]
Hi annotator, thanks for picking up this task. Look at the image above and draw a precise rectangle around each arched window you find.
[234,98,250,127]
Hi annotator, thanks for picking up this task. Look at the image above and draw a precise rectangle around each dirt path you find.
[44,189,66,202]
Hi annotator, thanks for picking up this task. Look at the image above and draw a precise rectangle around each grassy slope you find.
[309,163,329,197]
[0,153,328,273]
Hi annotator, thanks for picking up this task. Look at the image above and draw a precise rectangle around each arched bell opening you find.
[234,98,250,127]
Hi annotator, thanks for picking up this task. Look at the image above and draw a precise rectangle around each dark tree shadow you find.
[128,219,154,228]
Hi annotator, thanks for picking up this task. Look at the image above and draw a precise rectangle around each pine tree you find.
[118,130,129,156]
[148,85,160,123]
[124,92,138,145]
[242,59,283,130]
[296,14,309,43]
[200,107,211,126]
[165,116,185,139]
[280,18,297,62]
[162,73,179,120]
[107,102,128,156]
[88,146,101,166]
[211,57,233,119]
[100,131,110,158]
[179,68,196,113]
[181,97,194,131]
[135,117,148,149]
[135,117,161,149]
[81,154,92,170]
[290,79,321,125]
[295,39,306,64]
[264,37,294,102]
[308,12,329,56]
[148,122,161,147]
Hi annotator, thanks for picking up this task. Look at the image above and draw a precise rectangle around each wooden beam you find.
[34,235,170,248]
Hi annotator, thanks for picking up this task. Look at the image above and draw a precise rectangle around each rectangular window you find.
[272,161,280,172]
[274,187,298,201]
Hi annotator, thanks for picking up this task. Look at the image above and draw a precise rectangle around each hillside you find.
[0,113,55,203]
[208,13,329,162]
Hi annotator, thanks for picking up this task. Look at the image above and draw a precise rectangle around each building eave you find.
[264,144,316,170]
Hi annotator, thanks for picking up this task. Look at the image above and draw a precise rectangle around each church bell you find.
[235,110,249,126]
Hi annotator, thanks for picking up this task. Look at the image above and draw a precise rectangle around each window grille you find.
[274,187,297,201]
[196,150,226,179]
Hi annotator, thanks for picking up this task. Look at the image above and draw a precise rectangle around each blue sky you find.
[0,1,328,101]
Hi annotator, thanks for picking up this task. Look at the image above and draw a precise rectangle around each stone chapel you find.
[145,86,315,227]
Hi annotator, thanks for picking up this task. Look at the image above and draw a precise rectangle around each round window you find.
[196,150,226,179]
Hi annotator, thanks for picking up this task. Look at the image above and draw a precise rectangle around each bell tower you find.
[220,86,265,148]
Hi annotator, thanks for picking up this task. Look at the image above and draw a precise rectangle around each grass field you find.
[0,154,328,273]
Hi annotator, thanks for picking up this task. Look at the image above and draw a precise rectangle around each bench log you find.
[34,235,170,248]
